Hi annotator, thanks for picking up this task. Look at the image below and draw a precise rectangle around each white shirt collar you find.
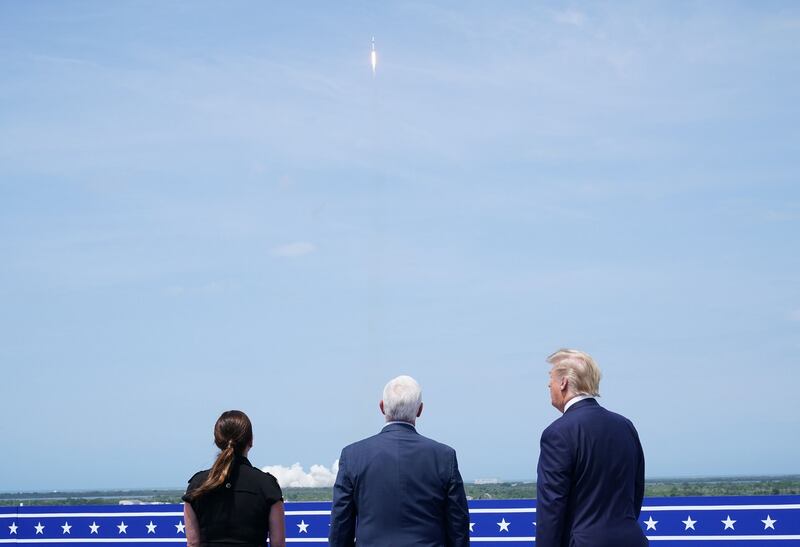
[564,394,594,412]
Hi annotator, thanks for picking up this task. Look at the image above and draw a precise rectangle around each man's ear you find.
[379,400,386,415]
[416,402,424,418]
[560,376,569,392]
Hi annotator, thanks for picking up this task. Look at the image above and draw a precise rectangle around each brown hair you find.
[185,410,253,501]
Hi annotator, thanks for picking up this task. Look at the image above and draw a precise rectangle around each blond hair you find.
[547,349,601,397]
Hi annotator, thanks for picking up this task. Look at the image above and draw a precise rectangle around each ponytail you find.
[185,444,235,501]
[185,411,253,502]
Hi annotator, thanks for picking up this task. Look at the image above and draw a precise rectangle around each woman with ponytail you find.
[182,410,285,547]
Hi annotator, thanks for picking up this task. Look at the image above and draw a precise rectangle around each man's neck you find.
[384,420,415,427]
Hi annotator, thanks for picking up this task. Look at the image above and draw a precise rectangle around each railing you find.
[2,496,799,545]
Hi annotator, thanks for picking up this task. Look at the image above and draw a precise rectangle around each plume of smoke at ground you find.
[261,461,340,488]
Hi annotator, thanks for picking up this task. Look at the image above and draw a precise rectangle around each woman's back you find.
[184,455,282,546]
[183,410,285,547]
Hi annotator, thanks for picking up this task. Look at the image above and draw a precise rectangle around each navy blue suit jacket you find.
[536,399,647,547]
[329,422,470,547]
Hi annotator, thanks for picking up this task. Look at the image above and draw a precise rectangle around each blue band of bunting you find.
[1,496,798,545]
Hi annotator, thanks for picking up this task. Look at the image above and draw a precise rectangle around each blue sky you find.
[1,1,799,491]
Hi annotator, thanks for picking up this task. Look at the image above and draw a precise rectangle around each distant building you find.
[474,478,500,485]
[119,500,166,505]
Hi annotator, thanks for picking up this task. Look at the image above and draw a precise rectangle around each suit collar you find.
[381,421,417,433]
[564,397,599,414]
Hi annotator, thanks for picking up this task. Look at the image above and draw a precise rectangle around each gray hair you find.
[382,375,422,423]
[547,348,602,397]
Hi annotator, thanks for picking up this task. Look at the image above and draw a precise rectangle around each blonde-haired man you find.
[536,349,647,547]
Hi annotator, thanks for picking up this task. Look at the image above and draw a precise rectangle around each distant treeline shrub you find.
[2,478,798,506]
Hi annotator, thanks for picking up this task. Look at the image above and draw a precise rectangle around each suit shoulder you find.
[340,432,383,454]
[613,412,642,438]
[583,405,642,440]
[542,415,570,438]
[417,432,457,455]
[602,407,639,428]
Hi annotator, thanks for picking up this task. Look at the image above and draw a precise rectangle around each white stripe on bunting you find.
[471,537,536,542]
[3,513,183,518]
[464,535,800,543]
[642,504,800,511]
[0,540,185,544]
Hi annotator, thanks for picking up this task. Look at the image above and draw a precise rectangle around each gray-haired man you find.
[329,375,470,547]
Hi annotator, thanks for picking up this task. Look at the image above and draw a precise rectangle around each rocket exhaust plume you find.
[371,36,377,76]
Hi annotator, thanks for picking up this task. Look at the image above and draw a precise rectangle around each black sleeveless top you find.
[183,455,283,546]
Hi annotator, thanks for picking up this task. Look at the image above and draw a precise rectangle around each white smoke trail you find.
[261,460,339,488]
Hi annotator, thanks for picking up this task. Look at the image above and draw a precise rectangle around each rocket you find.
[371,37,377,76]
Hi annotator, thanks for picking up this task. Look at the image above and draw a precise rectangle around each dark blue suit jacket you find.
[329,422,470,547]
[536,399,647,547]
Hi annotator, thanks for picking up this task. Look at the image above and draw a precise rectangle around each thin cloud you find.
[261,461,339,488]
[764,209,800,222]
[271,241,317,258]
[554,9,586,26]
[163,281,235,296]
[30,53,98,67]
[775,17,800,29]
